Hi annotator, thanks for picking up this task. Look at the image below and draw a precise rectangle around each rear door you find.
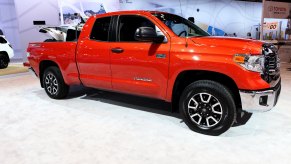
[76,16,113,89]
[109,15,170,100]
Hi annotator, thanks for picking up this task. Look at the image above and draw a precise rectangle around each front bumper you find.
[239,80,281,113]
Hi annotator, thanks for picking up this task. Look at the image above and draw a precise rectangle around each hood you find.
[191,36,264,55]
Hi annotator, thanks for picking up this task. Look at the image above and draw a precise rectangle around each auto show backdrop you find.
[0,0,22,60]
[119,0,262,38]
[59,0,119,25]
[264,1,291,19]
[4,0,288,61]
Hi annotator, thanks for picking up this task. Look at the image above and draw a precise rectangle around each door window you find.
[117,15,163,42]
[90,16,111,41]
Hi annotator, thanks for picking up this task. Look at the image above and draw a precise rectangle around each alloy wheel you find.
[45,73,59,95]
[187,93,223,128]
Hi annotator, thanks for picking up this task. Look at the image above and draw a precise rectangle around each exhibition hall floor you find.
[1,63,291,164]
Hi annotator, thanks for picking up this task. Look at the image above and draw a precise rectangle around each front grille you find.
[262,43,280,83]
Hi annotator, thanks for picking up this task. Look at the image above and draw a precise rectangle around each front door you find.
[110,15,170,100]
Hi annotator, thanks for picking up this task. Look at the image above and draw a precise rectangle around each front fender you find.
[165,50,270,102]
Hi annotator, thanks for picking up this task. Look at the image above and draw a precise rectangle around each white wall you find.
[14,0,60,61]
[0,0,22,60]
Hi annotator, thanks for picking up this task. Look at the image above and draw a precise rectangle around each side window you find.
[118,15,157,42]
[90,16,111,41]
[0,37,7,44]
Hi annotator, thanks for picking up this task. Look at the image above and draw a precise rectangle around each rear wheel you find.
[43,66,69,99]
[0,53,9,69]
[179,80,236,136]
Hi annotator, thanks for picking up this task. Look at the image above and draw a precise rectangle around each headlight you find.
[233,54,264,73]
[26,52,31,57]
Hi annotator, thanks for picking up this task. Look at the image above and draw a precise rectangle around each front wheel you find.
[43,66,69,99]
[179,80,236,136]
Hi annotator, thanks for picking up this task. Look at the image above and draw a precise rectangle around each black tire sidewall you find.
[0,53,9,69]
[43,66,69,99]
[180,80,236,136]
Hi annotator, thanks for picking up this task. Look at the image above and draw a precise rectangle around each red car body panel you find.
[28,42,80,85]
[27,10,271,102]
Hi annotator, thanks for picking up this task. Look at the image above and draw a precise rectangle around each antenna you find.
[178,0,189,47]
[178,0,183,17]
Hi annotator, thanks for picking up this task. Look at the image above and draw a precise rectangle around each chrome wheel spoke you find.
[211,103,222,115]
[53,87,58,94]
[48,74,53,80]
[47,86,52,94]
[188,98,198,110]
[190,113,202,125]
[206,116,219,127]
[53,79,58,86]
[45,77,50,84]
[200,93,211,103]
[188,106,196,110]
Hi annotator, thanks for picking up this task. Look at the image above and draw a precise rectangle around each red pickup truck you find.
[25,11,281,135]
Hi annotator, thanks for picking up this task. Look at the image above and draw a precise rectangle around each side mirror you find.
[135,27,164,43]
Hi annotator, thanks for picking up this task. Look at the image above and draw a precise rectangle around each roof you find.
[91,10,168,18]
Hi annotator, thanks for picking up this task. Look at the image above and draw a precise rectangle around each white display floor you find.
[1,63,291,164]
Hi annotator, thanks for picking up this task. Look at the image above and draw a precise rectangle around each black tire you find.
[42,66,69,99]
[179,80,236,136]
[0,53,9,69]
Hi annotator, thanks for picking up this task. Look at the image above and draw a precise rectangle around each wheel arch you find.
[171,70,241,113]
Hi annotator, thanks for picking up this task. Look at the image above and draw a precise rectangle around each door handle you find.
[111,48,124,53]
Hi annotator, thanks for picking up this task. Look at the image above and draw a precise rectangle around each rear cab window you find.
[90,16,112,41]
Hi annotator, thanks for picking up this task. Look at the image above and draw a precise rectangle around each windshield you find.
[152,13,210,38]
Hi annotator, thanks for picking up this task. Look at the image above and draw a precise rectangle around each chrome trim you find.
[133,77,152,82]
[269,75,281,88]
[239,82,281,113]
